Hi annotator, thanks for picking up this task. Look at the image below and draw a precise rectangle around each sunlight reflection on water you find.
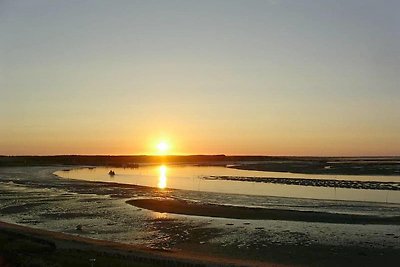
[158,165,167,189]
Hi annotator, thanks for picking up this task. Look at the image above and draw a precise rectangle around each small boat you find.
[108,170,115,176]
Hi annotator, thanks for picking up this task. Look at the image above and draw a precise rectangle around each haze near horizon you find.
[1,0,399,156]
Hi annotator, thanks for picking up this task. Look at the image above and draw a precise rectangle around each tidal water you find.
[55,165,400,204]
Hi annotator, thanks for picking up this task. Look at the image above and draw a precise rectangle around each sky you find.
[1,0,399,156]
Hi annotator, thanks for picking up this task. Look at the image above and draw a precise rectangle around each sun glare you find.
[156,141,170,154]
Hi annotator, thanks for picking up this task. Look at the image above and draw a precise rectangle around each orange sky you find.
[1,1,399,156]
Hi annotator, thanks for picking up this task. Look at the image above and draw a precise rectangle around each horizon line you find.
[1,154,399,158]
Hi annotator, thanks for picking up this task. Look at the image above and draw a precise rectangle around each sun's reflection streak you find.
[152,212,169,220]
[158,165,167,189]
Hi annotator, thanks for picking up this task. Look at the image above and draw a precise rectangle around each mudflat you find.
[127,198,400,225]
[0,221,271,267]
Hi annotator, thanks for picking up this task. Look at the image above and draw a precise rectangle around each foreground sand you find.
[0,221,275,267]
[2,217,400,267]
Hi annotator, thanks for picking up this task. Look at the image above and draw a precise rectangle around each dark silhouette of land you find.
[1,155,399,175]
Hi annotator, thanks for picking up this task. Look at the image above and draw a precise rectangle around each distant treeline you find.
[0,155,288,167]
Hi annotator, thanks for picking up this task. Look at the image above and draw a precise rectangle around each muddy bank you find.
[231,159,400,176]
[203,175,400,190]
[127,198,400,225]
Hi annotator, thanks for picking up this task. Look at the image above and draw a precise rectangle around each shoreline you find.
[127,198,400,225]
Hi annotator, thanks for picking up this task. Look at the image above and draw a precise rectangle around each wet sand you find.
[0,221,272,267]
[2,219,400,267]
[127,198,400,225]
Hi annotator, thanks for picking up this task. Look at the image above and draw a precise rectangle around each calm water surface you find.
[55,165,400,204]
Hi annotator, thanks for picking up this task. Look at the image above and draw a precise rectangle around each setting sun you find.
[156,141,170,154]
